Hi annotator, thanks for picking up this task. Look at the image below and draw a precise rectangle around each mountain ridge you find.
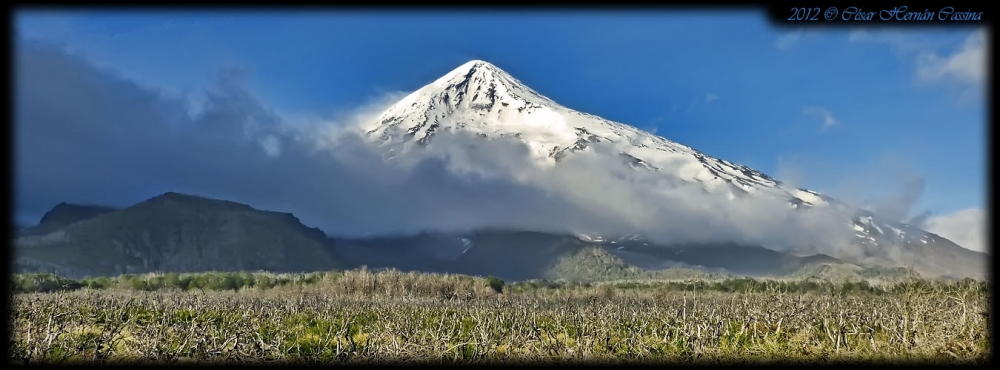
[19,203,120,237]
[13,192,344,279]
[12,191,977,281]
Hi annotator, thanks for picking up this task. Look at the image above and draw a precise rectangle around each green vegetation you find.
[485,276,505,294]
[545,246,922,284]
[509,276,986,296]
[9,270,344,295]
[545,246,725,282]
[10,273,84,293]
[8,269,988,298]
[7,268,990,365]
[10,269,503,298]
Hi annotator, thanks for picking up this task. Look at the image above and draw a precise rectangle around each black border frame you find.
[3,2,993,366]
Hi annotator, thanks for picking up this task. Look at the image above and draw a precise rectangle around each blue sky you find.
[14,10,987,250]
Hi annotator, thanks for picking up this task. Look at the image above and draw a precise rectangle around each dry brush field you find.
[6,269,992,365]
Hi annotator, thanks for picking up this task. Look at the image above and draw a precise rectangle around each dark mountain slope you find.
[13,192,343,279]
[19,203,119,237]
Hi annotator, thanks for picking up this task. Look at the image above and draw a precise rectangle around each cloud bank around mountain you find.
[924,208,987,254]
[13,40,935,262]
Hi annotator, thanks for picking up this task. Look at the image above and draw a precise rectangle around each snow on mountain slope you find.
[360,60,985,278]
[366,61,836,210]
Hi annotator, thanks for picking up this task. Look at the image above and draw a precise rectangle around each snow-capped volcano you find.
[362,60,985,279]
[367,60,832,208]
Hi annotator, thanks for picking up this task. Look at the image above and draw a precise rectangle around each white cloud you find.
[803,105,840,130]
[773,154,809,191]
[848,28,987,89]
[924,207,987,254]
[847,29,867,42]
[258,135,281,157]
[916,30,986,85]
[775,30,804,50]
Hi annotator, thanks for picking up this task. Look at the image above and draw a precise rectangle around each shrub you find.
[129,278,150,291]
[11,273,84,293]
[486,276,505,294]
[163,272,182,289]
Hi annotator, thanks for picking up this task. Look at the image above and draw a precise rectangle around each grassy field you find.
[6,269,991,365]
